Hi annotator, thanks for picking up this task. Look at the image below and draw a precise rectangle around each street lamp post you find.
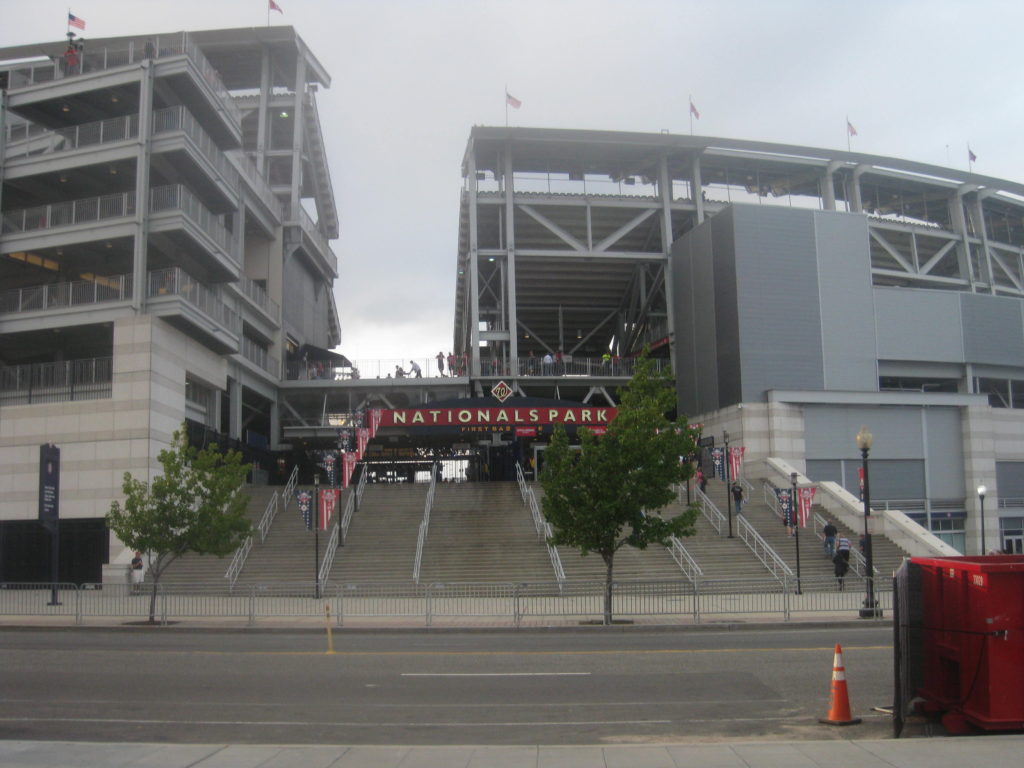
[791,471,802,594]
[724,430,734,538]
[313,473,321,600]
[856,426,880,618]
[977,484,987,556]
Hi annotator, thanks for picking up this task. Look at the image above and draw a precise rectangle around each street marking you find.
[400,672,591,677]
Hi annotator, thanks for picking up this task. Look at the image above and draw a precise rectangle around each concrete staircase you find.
[233,488,342,585]
[417,482,556,584]
[326,483,425,584]
[158,484,277,587]
[704,478,909,581]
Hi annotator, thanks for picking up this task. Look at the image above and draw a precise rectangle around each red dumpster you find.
[912,555,1024,731]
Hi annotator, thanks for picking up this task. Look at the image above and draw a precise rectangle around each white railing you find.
[355,462,368,507]
[696,487,792,583]
[282,465,299,509]
[667,537,703,582]
[4,113,139,158]
[223,535,252,590]
[318,521,340,587]
[412,470,437,584]
[227,150,283,220]
[515,464,566,587]
[152,106,239,188]
[149,184,238,262]
[340,491,355,544]
[2,191,135,234]
[241,336,279,377]
[1,274,132,315]
[256,493,279,543]
[238,274,280,322]
[147,267,241,335]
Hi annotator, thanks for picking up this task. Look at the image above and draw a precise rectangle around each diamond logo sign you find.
[491,380,513,403]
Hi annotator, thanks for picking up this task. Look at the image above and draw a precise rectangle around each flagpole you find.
[968,143,974,174]
[505,84,508,127]
[846,116,851,152]
[689,94,693,135]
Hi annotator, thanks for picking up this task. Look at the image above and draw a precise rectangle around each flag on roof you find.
[506,91,522,109]
[269,0,283,12]
[689,98,700,119]
[68,13,86,30]
[969,146,977,163]
[847,119,857,137]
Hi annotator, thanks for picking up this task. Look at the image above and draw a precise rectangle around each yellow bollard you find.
[324,603,336,654]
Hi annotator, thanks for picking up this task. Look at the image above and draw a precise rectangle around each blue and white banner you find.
[774,487,794,527]
[711,447,725,481]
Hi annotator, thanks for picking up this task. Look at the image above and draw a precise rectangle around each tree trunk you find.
[603,553,614,625]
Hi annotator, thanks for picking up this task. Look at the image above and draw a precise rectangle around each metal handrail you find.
[223,535,252,589]
[318,521,340,586]
[667,537,703,582]
[2,190,136,235]
[0,357,113,404]
[697,487,792,582]
[147,267,241,335]
[340,491,355,544]
[695,487,726,534]
[3,113,139,159]
[412,469,437,584]
[1,274,132,315]
[256,492,279,544]
[355,462,368,506]
[149,184,238,262]
[282,465,299,509]
[518,473,565,586]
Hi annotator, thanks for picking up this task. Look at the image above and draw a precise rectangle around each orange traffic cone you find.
[819,643,862,726]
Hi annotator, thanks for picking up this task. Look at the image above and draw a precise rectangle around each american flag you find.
[506,91,522,109]
[689,98,700,120]
[269,0,283,13]
[68,13,86,30]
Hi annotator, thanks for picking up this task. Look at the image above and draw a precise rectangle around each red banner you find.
[797,487,816,528]
[342,452,357,488]
[357,428,369,459]
[728,446,745,479]
[318,488,338,531]
[368,408,382,439]
[380,406,617,428]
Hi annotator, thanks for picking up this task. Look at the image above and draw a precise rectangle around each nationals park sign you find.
[378,403,617,432]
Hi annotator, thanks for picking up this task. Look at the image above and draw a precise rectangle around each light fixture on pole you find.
[791,471,802,594]
[977,484,987,556]
[856,426,881,618]
[724,430,733,538]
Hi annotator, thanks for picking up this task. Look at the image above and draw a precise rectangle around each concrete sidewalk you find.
[3,737,1023,768]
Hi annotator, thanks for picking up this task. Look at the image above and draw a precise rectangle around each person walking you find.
[833,550,849,590]
[731,482,745,515]
[836,535,852,567]
[435,351,445,377]
[823,520,838,558]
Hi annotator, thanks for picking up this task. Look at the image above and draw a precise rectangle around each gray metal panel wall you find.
[875,288,964,363]
[804,404,963,499]
[996,462,1024,498]
[732,205,824,402]
[814,211,876,391]
[960,293,1024,366]
[672,221,719,416]
[712,209,740,407]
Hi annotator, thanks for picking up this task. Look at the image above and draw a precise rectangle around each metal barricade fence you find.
[0,577,893,627]
[336,583,429,626]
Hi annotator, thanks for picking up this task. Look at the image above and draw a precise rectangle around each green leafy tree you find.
[541,354,698,624]
[107,426,252,622]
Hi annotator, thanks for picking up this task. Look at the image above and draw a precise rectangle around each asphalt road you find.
[0,625,894,745]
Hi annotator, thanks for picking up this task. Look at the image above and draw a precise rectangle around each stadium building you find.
[0,27,341,582]
[456,126,1024,556]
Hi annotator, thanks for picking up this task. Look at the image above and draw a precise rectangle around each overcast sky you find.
[4,1,1023,365]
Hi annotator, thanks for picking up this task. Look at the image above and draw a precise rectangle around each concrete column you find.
[468,145,481,377]
[658,155,677,374]
[850,166,866,213]
[0,91,7,213]
[256,46,271,174]
[504,144,518,370]
[228,377,242,440]
[269,400,281,450]
[289,46,307,220]
[691,154,704,224]
[132,62,155,312]
[820,163,838,211]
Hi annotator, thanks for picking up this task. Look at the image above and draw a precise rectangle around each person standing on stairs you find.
[731,482,745,515]
[823,520,838,558]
